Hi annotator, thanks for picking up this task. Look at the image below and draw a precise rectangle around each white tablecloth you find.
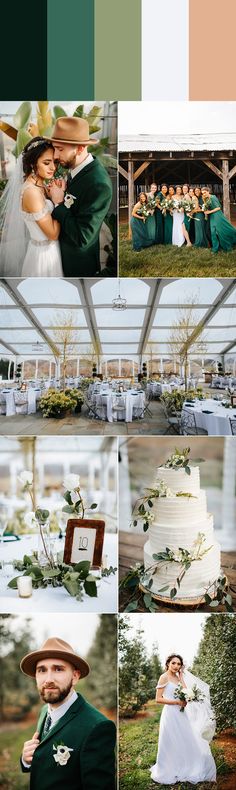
[1,388,41,416]
[183,398,236,435]
[0,533,117,613]
[91,390,145,422]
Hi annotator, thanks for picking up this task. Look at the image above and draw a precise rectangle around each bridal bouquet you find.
[138,205,152,222]
[147,196,157,211]
[173,199,184,213]
[174,683,205,712]
[182,198,195,216]
[161,198,175,216]
[202,197,211,216]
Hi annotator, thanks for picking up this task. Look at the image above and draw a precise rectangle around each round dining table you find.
[182,398,236,435]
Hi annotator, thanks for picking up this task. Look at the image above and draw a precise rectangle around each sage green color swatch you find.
[47,0,94,99]
[94,0,141,99]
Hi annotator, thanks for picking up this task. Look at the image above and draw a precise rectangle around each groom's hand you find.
[22,731,40,764]
[47,181,65,205]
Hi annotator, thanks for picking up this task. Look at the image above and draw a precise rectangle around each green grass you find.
[119,225,236,277]
[119,704,232,790]
[0,724,34,789]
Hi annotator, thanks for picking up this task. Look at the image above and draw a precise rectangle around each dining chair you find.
[229,418,236,435]
[180,408,208,436]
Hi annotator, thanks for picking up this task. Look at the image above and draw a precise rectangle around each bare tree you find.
[83,341,101,376]
[50,311,80,390]
[168,297,207,391]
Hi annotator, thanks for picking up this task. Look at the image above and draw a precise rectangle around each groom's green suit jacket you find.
[52,157,112,277]
[21,693,116,790]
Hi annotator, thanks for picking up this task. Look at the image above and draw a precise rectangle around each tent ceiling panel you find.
[32,308,88,327]
[91,279,150,305]
[46,329,91,342]
[159,279,223,304]
[152,307,208,325]
[208,307,236,326]
[0,329,43,343]
[206,328,236,340]
[94,308,146,327]
[0,287,17,306]
[99,329,141,342]
[101,345,139,354]
[17,280,81,305]
[224,289,236,305]
[0,309,33,328]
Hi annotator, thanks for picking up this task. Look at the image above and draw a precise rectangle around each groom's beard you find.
[54,154,77,170]
[39,680,73,704]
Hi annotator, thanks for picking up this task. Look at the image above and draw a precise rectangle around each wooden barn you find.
[119,133,236,227]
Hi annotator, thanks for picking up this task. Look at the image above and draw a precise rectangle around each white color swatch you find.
[141,0,189,100]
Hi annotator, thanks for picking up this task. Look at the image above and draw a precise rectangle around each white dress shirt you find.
[70,153,93,181]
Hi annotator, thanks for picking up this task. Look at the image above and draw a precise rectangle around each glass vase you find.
[37,520,52,567]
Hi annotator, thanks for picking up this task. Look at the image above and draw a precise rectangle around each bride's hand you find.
[47,181,65,205]
[175,699,187,707]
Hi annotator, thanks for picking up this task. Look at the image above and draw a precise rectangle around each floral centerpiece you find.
[64,389,84,413]
[39,389,77,418]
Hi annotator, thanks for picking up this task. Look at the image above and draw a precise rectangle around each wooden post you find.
[128,159,134,240]
[222,160,230,220]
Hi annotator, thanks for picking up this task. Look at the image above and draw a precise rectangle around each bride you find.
[172,186,185,247]
[0,136,63,276]
[151,653,216,784]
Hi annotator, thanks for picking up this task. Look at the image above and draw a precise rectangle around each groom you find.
[46,117,112,277]
[20,636,116,789]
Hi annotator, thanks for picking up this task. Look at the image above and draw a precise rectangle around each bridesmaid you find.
[201,187,236,253]
[182,183,192,246]
[163,185,174,245]
[149,182,164,245]
[131,192,156,252]
[193,187,208,248]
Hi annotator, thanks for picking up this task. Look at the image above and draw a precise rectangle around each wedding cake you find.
[143,457,221,601]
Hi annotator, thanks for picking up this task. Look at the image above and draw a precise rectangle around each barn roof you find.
[119,133,236,153]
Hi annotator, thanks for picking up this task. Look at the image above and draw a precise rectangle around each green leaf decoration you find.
[63,491,73,506]
[133,520,137,527]
[148,500,153,508]
[23,555,33,566]
[13,101,32,130]
[73,105,84,118]
[42,568,61,579]
[204,594,212,605]
[170,587,177,599]
[185,466,191,476]
[209,600,219,607]
[84,580,97,597]
[35,508,50,524]
[143,523,149,532]
[89,503,97,509]
[158,585,169,593]
[8,577,19,589]
[74,561,91,575]
[124,601,138,612]
[62,505,75,514]
[53,105,67,119]
[143,593,153,609]
[16,129,32,157]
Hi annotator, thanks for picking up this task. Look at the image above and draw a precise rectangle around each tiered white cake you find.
[144,465,221,600]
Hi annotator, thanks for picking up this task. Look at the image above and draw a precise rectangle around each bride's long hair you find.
[0,137,54,275]
[165,654,184,670]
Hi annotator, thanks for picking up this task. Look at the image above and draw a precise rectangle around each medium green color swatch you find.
[94,0,141,99]
[47,0,95,99]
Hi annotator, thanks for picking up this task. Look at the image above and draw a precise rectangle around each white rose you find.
[24,511,37,529]
[18,470,33,486]
[53,745,73,765]
[64,193,76,209]
[63,474,80,491]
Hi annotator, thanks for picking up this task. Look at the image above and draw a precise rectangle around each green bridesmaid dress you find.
[155,191,164,244]
[131,210,156,251]
[208,195,236,253]
[194,198,208,248]
[162,196,173,245]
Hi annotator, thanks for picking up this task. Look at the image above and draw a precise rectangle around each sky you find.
[2,613,101,657]
[118,101,236,136]
[121,613,209,668]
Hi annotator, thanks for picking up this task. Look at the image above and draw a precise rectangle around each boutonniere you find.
[53,743,74,765]
[64,193,76,209]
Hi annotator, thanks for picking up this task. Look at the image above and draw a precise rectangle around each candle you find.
[101,554,109,570]
[17,576,32,598]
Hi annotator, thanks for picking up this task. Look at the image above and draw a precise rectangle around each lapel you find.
[38,694,85,748]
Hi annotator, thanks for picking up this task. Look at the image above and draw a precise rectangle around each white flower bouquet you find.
[174,682,205,711]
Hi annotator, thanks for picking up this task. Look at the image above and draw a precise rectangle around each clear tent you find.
[0,277,235,378]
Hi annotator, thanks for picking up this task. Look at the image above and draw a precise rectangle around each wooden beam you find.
[133,161,150,181]
[203,160,223,180]
[128,160,134,240]
[222,160,230,220]
[229,163,236,180]
[118,164,128,180]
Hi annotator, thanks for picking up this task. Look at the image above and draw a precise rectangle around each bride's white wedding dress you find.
[151,679,216,784]
[21,185,63,277]
[172,203,185,247]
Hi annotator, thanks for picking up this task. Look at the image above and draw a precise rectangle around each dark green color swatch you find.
[47,0,94,99]
[1,0,47,99]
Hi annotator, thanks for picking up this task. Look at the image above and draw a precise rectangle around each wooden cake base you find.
[139,576,228,608]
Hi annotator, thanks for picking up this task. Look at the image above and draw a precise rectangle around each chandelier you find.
[112,280,127,311]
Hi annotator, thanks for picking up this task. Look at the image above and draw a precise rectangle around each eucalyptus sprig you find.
[8,554,117,601]
[131,481,196,532]
[163,447,205,476]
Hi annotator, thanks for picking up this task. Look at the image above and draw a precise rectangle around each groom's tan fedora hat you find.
[46,117,98,146]
[20,637,90,678]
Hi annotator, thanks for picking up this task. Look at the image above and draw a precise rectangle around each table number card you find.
[63,519,105,569]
